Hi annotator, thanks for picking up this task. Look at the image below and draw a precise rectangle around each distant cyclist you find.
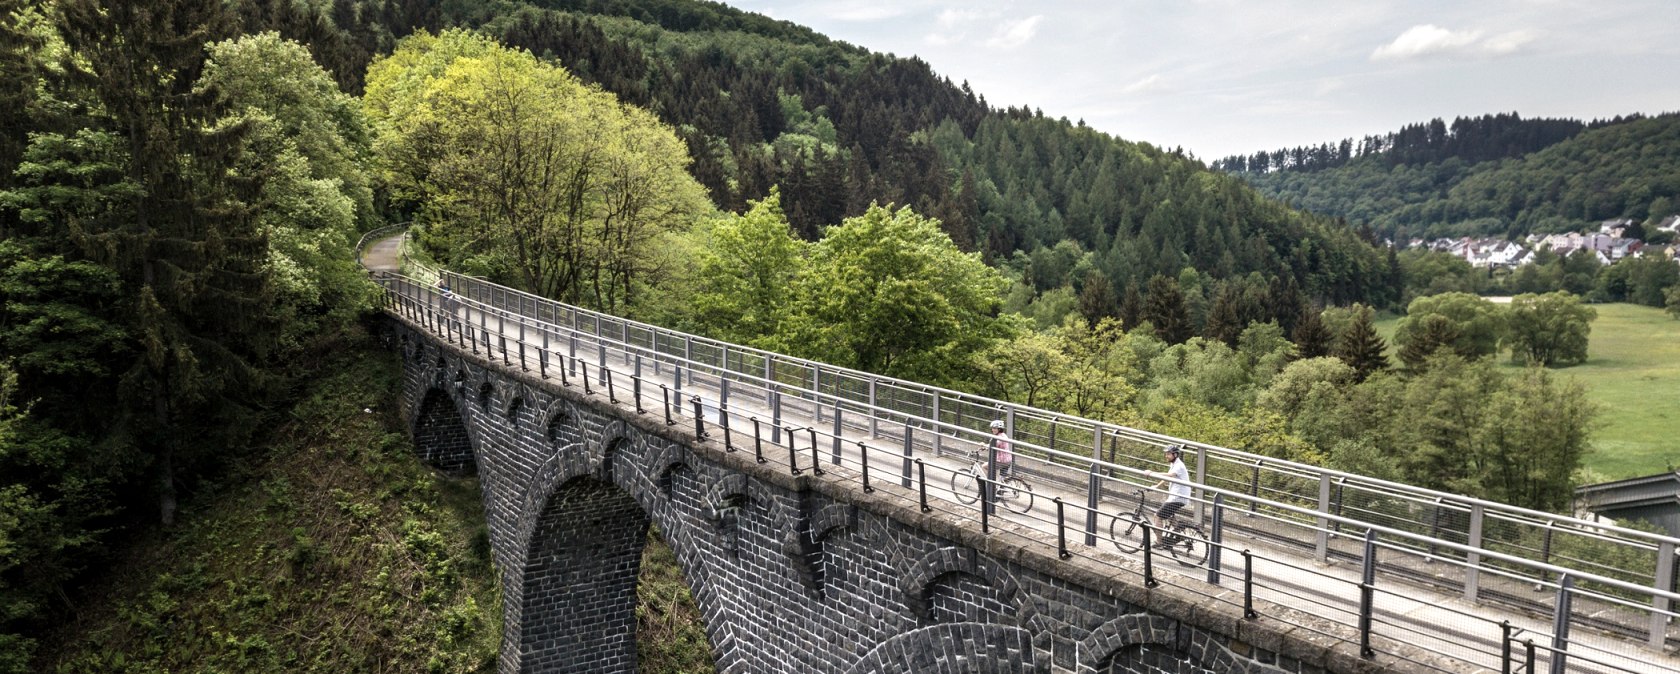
[1148,444,1190,531]
[989,419,1014,492]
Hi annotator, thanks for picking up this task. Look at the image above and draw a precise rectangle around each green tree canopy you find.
[365,28,710,312]
[773,203,1011,385]
[1393,292,1506,367]
[1506,291,1595,366]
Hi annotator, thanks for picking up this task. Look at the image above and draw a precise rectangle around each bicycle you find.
[950,450,1034,514]
[1110,489,1209,567]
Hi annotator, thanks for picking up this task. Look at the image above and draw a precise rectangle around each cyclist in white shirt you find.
[1149,444,1191,530]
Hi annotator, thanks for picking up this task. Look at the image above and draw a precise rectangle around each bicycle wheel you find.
[1109,512,1145,553]
[1167,523,1210,568]
[952,470,979,505]
[999,477,1033,514]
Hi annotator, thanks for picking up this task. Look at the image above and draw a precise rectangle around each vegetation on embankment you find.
[38,334,501,673]
[1375,302,1680,481]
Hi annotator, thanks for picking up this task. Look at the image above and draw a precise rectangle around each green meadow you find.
[1375,303,1680,481]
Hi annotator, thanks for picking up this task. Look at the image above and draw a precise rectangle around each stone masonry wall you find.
[390,323,1416,674]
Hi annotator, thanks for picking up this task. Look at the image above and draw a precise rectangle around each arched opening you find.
[413,387,475,475]
[518,477,715,673]
[477,382,494,412]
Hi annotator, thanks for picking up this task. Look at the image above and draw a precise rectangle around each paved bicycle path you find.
[373,236,1673,673]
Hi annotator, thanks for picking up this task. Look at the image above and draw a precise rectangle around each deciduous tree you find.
[1506,291,1595,366]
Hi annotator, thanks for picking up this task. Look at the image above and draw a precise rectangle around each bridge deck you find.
[367,235,1679,674]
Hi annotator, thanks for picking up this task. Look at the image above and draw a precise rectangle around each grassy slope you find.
[1374,303,1680,480]
[40,333,502,673]
[37,328,718,673]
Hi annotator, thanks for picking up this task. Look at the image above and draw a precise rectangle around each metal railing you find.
[362,239,1680,672]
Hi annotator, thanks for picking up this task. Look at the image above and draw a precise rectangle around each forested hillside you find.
[242,0,1398,319]
[1218,112,1680,239]
[0,1,1628,671]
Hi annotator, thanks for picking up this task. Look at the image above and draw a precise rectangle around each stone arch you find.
[649,442,692,501]
[900,547,1036,626]
[1080,614,1268,673]
[411,386,476,475]
[476,381,495,412]
[844,623,1041,674]
[514,476,653,673]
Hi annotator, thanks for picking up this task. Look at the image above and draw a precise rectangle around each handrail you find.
[436,267,1680,554]
[361,229,1680,671]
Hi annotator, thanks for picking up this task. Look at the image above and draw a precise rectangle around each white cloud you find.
[984,15,1043,49]
[1122,74,1165,94]
[1371,24,1538,61]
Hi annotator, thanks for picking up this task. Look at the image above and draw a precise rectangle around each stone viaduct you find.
[388,320,1405,674]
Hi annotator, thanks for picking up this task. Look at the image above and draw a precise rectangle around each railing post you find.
[931,395,943,457]
[633,356,644,414]
[831,407,843,466]
[597,347,606,386]
[867,379,878,439]
[661,385,673,426]
[569,334,578,377]
[1465,502,1485,602]
[1208,494,1225,586]
[900,425,914,489]
[752,418,766,464]
[581,362,592,395]
[1550,574,1573,674]
[539,329,549,378]
[1086,426,1101,547]
[1654,541,1676,650]
[786,426,801,475]
[1248,460,1262,516]
[861,443,872,493]
[1316,473,1332,563]
[1358,530,1378,659]
[692,397,706,440]
[1242,549,1257,619]
[770,389,782,443]
[721,410,734,451]
[1142,522,1157,588]
[916,459,930,512]
[1055,498,1070,559]
[1501,621,1514,674]
[1194,441,1208,522]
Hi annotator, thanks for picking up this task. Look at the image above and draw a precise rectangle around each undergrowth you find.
[39,335,500,673]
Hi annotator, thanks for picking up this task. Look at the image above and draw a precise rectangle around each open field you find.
[1375,303,1680,480]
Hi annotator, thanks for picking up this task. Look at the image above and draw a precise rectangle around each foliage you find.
[1331,304,1388,381]
[770,203,1011,385]
[1506,291,1596,366]
[687,189,805,344]
[636,525,714,674]
[364,28,710,314]
[1393,292,1506,368]
[201,32,381,350]
[42,345,500,673]
[1232,113,1680,240]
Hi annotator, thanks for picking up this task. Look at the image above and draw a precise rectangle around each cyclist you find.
[989,419,1014,494]
[1148,444,1190,533]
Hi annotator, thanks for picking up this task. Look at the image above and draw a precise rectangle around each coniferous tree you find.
[38,0,273,525]
[1396,313,1463,370]
[1204,282,1244,347]
[1119,283,1144,331]
[1333,304,1388,381]
[1291,303,1333,359]
[1143,274,1193,345]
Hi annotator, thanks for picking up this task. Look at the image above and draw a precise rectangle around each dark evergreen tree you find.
[1333,304,1388,381]
[1119,283,1144,331]
[1076,271,1118,324]
[43,0,276,525]
[1204,281,1244,347]
[1397,313,1462,370]
[1143,274,1193,345]
[1291,303,1333,359]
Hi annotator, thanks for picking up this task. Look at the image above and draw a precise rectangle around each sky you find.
[719,1,1680,161]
